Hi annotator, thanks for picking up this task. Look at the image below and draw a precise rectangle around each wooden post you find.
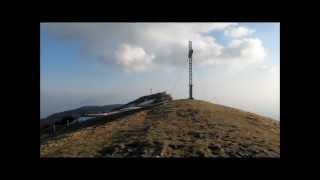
[49,119,52,137]
[53,121,56,136]
[50,119,56,137]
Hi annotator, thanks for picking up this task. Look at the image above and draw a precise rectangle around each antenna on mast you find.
[188,41,194,100]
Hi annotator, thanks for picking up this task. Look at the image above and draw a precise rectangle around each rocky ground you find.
[40,99,280,158]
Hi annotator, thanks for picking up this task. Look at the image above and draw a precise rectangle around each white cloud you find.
[115,44,155,72]
[269,65,280,74]
[198,37,266,68]
[43,23,265,72]
[228,38,266,61]
[224,26,255,38]
[258,64,280,74]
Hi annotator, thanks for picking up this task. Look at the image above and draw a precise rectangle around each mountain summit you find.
[40,99,280,158]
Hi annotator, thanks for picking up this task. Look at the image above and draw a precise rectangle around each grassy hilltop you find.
[40,99,280,158]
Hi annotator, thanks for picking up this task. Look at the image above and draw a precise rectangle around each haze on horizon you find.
[41,23,280,120]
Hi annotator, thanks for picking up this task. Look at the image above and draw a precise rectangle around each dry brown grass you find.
[40,99,280,158]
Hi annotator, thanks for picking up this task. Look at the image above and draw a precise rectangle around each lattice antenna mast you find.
[188,41,194,100]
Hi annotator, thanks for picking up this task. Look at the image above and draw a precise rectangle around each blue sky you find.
[41,23,280,120]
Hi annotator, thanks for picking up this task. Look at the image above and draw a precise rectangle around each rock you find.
[209,144,222,151]
[119,143,126,149]
[247,115,257,120]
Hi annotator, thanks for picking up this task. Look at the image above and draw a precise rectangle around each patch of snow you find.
[138,99,155,106]
[77,116,95,122]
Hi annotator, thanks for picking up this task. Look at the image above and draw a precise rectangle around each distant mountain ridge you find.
[40,104,122,128]
[113,92,172,110]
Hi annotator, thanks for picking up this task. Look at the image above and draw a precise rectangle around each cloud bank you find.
[115,44,155,72]
[43,23,267,72]
[224,26,255,38]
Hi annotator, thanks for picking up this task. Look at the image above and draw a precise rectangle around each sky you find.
[40,23,280,120]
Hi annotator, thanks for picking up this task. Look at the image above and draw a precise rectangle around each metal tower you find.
[188,41,194,99]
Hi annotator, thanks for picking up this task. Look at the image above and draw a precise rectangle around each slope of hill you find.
[113,92,172,110]
[40,104,123,128]
[40,99,280,158]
